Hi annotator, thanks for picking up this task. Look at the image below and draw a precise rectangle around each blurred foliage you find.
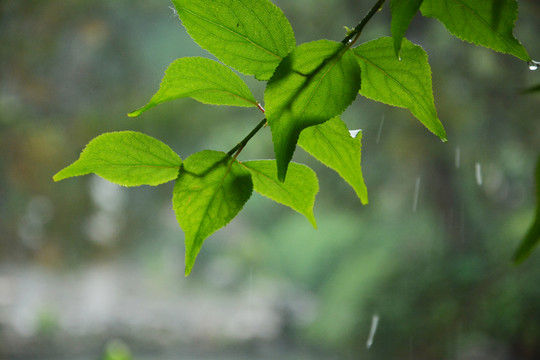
[102,339,132,360]
[1,0,540,359]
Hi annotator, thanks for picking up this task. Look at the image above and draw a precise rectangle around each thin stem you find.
[227,118,267,157]
[341,0,387,46]
[256,102,266,113]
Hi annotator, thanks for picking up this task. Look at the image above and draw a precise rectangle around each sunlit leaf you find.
[420,0,530,61]
[390,0,424,58]
[172,150,253,275]
[513,156,540,264]
[265,40,361,181]
[242,160,318,227]
[353,37,446,141]
[129,57,258,117]
[298,117,368,204]
[172,0,295,80]
[53,131,181,186]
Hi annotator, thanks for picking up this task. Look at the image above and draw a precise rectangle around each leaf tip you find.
[52,168,70,182]
[308,215,317,229]
[276,164,288,182]
[127,109,142,117]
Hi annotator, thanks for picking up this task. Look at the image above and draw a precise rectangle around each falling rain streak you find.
[475,163,483,186]
[412,177,421,212]
[455,147,461,168]
[376,115,384,144]
[366,314,379,349]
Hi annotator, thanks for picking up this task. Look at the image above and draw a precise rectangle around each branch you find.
[227,118,267,157]
[341,0,387,46]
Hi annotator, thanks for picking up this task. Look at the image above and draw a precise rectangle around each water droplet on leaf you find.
[528,60,539,71]
[349,129,362,138]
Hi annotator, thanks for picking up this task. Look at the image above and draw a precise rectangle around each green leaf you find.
[172,150,253,275]
[521,83,540,94]
[128,57,258,117]
[172,0,296,81]
[390,0,424,58]
[513,156,540,264]
[353,37,446,141]
[420,0,530,61]
[242,160,318,227]
[53,131,181,186]
[265,40,361,181]
[298,117,368,205]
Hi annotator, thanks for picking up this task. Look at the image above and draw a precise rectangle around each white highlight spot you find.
[528,60,539,71]
[349,129,362,138]
[366,314,379,349]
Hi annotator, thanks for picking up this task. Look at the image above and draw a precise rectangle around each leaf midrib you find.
[296,47,349,124]
[188,159,233,260]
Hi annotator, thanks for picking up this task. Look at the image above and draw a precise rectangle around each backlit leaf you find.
[172,150,253,275]
[265,40,361,181]
[420,0,530,61]
[129,57,258,117]
[172,0,295,80]
[242,160,318,227]
[353,37,446,141]
[298,117,368,204]
[53,131,181,186]
[513,156,540,264]
[390,0,424,58]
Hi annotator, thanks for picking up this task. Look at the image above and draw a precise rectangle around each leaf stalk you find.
[227,118,267,157]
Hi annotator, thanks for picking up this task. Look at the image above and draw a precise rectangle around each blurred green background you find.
[1,1,540,359]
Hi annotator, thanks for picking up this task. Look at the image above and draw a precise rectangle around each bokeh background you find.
[1,1,540,359]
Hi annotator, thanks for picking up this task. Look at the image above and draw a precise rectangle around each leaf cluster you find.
[54,0,533,274]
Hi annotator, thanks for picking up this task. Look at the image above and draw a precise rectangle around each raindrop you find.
[349,129,362,138]
[366,314,379,349]
[412,177,421,212]
[475,163,483,186]
[168,5,179,17]
[376,115,385,144]
[398,57,402,61]
[460,204,466,243]
[455,147,461,168]
[248,266,253,308]
[528,60,540,71]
